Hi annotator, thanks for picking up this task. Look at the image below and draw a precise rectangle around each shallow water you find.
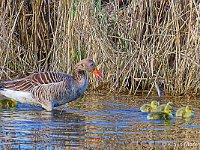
[0,94,200,150]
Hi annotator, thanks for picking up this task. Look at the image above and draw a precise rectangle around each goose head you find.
[150,101,159,109]
[164,105,173,114]
[185,105,193,113]
[167,102,173,106]
[74,59,103,79]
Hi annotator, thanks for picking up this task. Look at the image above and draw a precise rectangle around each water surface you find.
[0,94,200,149]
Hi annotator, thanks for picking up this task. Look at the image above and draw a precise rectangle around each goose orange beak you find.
[93,68,103,79]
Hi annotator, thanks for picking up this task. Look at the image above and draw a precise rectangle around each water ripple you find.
[0,95,200,149]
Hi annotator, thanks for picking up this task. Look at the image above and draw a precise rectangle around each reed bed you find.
[0,0,199,96]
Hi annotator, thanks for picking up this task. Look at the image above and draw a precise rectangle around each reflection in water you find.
[0,110,86,149]
[0,94,200,149]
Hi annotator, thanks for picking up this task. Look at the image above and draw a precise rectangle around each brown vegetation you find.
[0,0,199,96]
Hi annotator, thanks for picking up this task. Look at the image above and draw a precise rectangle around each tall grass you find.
[0,0,199,96]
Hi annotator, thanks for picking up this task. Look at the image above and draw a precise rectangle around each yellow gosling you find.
[156,102,173,112]
[140,101,159,112]
[176,105,194,118]
[0,98,17,109]
[147,105,173,120]
[175,107,185,117]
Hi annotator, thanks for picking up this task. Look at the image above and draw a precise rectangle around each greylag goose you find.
[0,59,103,111]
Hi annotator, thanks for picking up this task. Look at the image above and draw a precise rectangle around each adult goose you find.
[0,59,103,111]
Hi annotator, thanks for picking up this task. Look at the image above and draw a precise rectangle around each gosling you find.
[147,104,173,120]
[140,101,159,112]
[156,102,173,112]
[176,105,194,118]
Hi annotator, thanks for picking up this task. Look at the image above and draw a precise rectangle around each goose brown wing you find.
[0,72,67,92]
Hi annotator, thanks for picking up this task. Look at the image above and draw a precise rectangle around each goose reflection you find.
[0,109,86,149]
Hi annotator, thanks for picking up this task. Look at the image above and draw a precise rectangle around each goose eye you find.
[90,63,94,66]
